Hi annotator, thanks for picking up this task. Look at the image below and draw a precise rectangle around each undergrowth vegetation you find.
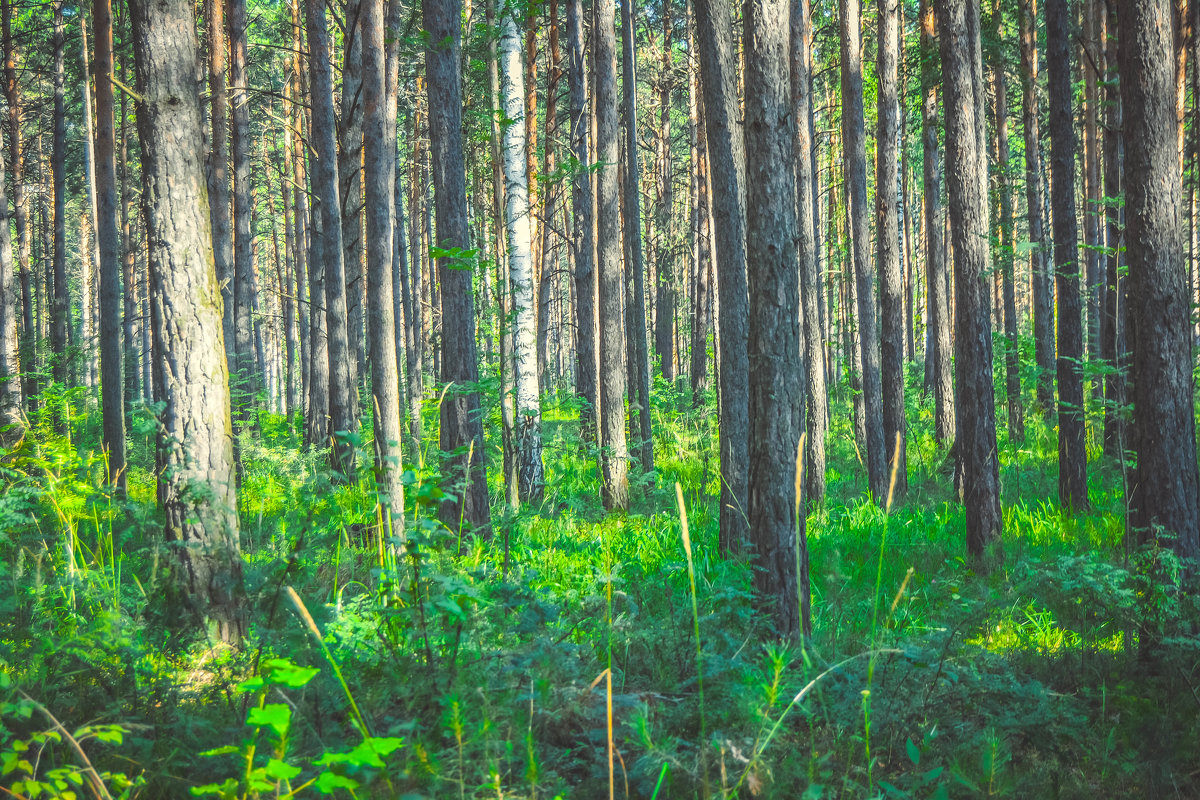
[2,372,1199,798]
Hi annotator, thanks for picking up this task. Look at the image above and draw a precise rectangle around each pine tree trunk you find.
[655,0,676,385]
[341,0,366,377]
[745,0,805,640]
[1121,0,1200,557]
[792,0,826,503]
[1020,0,1055,414]
[3,0,32,416]
[841,0,886,499]
[568,0,597,441]
[51,1,69,391]
[423,0,492,533]
[937,0,1003,564]
[1047,0,1089,512]
[0,48,17,437]
[230,0,259,426]
[693,0,749,552]
[877,0,906,496]
[130,0,245,641]
[500,0,546,504]
[595,0,630,510]
[94,0,127,490]
[537,0,562,393]
[1101,0,1125,458]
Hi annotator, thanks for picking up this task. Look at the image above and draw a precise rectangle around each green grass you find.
[1,374,1198,798]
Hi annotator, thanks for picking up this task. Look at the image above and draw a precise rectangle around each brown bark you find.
[1101,0,1125,458]
[230,0,259,425]
[568,0,597,441]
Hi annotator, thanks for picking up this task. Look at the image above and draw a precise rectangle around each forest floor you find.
[2,369,1199,798]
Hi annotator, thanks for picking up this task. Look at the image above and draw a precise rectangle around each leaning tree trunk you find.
[841,0,886,500]
[920,0,954,446]
[792,0,826,503]
[306,0,358,479]
[694,0,749,552]
[595,0,630,510]
[499,0,545,504]
[1020,0,1055,415]
[94,0,126,490]
[745,0,806,640]
[423,0,493,533]
[877,0,906,495]
[1047,0,1089,512]
[361,0,405,527]
[938,0,1003,565]
[1121,0,1200,558]
[130,0,245,642]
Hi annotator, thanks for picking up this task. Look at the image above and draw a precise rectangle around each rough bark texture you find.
[207,0,236,387]
[841,0,886,500]
[306,0,358,478]
[230,0,259,426]
[595,0,630,510]
[130,0,244,642]
[1082,0,1104,395]
[937,0,1003,564]
[1020,0,1055,415]
[745,0,805,640]
[1120,0,1200,557]
[51,1,68,388]
[921,0,954,446]
[654,0,676,385]
[0,61,17,437]
[3,0,32,415]
[423,0,492,533]
[361,0,405,524]
[877,0,906,496]
[991,0,1024,443]
[1047,0,1089,512]
[340,0,366,376]
[500,0,546,504]
[621,0,655,475]
[94,0,127,489]
[694,0,749,552]
[568,0,597,441]
[791,0,826,504]
[1101,0,1125,458]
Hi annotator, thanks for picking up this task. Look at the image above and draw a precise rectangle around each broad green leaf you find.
[247,703,292,737]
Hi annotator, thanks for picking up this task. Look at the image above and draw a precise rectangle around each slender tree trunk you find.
[500,0,546,504]
[841,0,886,499]
[3,0,32,416]
[94,0,127,490]
[1101,0,1125,458]
[80,17,100,389]
[792,0,825,503]
[1083,0,1104,403]
[424,0,492,533]
[230,0,258,426]
[688,116,713,402]
[1021,0,1055,414]
[568,0,597,441]
[1047,0,1089,511]
[992,0,1024,443]
[621,0,654,474]
[654,0,676,385]
[307,0,358,478]
[0,53,17,437]
[938,0,1003,564]
[694,0,749,552]
[130,0,245,641]
[361,0,405,525]
[1121,0,1200,557]
[877,0,906,495]
[537,0,562,394]
[596,0,631,510]
[208,0,236,386]
[745,0,805,640]
[51,1,69,390]
[341,0,366,377]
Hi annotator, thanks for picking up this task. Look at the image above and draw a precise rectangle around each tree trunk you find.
[877,0,906,496]
[500,0,546,504]
[655,0,676,385]
[3,0,32,416]
[1082,0,1104,403]
[0,47,17,437]
[792,0,826,503]
[94,0,127,490]
[937,0,1003,564]
[1020,0,1055,414]
[745,0,805,640]
[841,0,886,500]
[130,0,245,642]
[537,0,562,394]
[1121,0,1200,557]
[694,0,749,552]
[51,1,69,391]
[595,0,630,510]
[568,0,597,441]
[361,0,405,526]
[423,0,492,533]
[307,0,358,478]
[341,0,366,377]
[1101,0,1125,458]
[621,0,654,475]
[991,0,1024,443]
[230,0,259,426]
[1047,0,1089,512]
[207,0,236,390]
